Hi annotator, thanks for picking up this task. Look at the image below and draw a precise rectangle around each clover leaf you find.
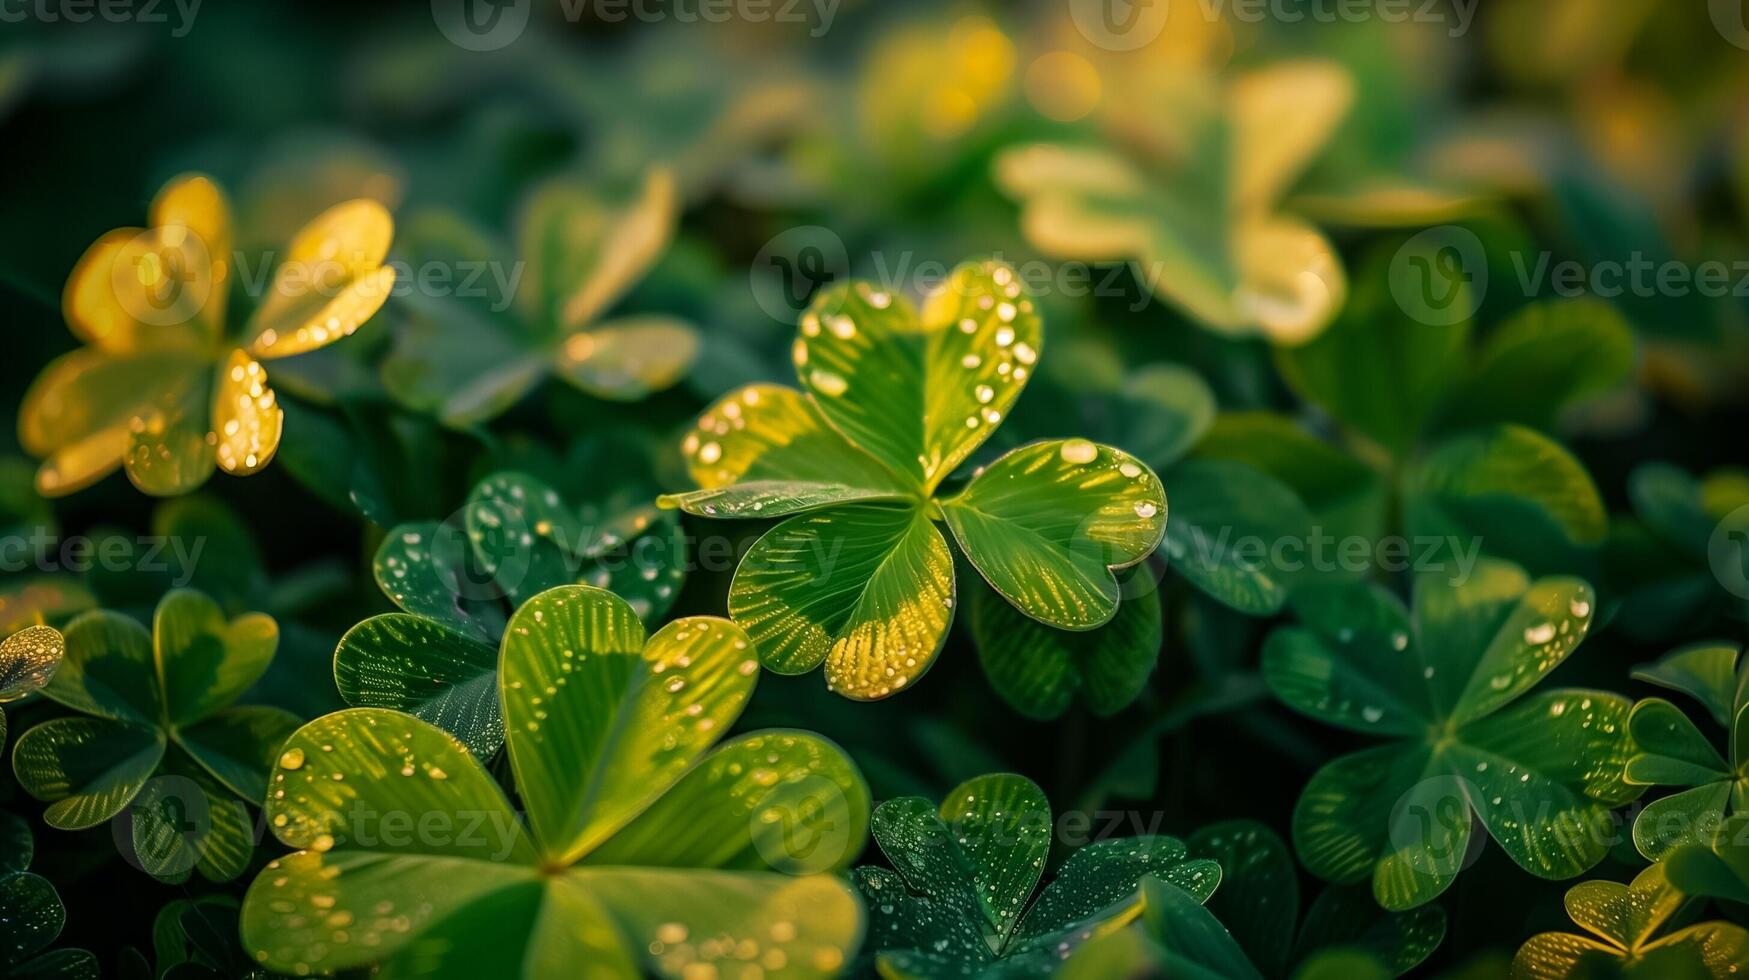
[853,772,1220,977]
[242,584,870,978]
[19,173,395,497]
[1513,863,1749,979]
[1199,253,1619,580]
[382,168,699,427]
[995,61,1353,345]
[0,625,63,747]
[1263,561,1638,909]
[336,466,687,757]
[0,871,99,980]
[1605,464,1749,642]
[1186,820,1446,979]
[660,260,1167,700]
[11,590,300,882]
[1624,643,1749,859]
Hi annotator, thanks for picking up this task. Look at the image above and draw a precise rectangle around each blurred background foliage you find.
[3,0,1749,974]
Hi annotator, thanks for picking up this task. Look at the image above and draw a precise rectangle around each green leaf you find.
[0,625,64,702]
[1632,783,1732,861]
[151,496,268,612]
[1193,412,1385,545]
[467,470,686,620]
[373,521,504,644]
[0,872,98,978]
[381,292,546,427]
[501,588,756,863]
[261,707,535,862]
[1513,863,1749,979]
[729,505,953,700]
[1443,574,1598,725]
[662,383,916,519]
[584,730,870,875]
[1625,698,1728,786]
[1275,245,1470,456]
[1436,299,1635,433]
[942,439,1166,630]
[1107,363,1217,470]
[1186,821,1298,979]
[1013,836,1221,944]
[334,614,504,758]
[1,810,30,873]
[1293,886,1447,978]
[13,716,165,829]
[571,867,864,978]
[970,573,1161,720]
[1406,425,1607,561]
[153,590,278,727]
[551,315,698,400]
[1162,460,1316,615]
[42,610,162,725]
[795,261,1042,493]
[174,704,302,802]
[1264,581,1429,736]
[1132,876,1265,980]
[1632,644,1742,728]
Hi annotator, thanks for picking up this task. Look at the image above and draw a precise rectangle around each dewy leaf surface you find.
[942,439,1165,630]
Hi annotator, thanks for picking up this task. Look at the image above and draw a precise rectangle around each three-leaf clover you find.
[19,173,396,497]
[659,260,1167,699]
[995,61,1353,345]
[336,466,687,757]
[1625,643,1749,859]
[1,625,63,746]
[1512,863,1749,979]
[1203,261,1626,579]
[1186,820,1446,979]
[382,168,698,427]
[1263,560,1638,908]
[11,590,300,882]
[243,585,871,978]
[0,870,99,980]
[1605,463,1749,642]
[853,772,1220,977]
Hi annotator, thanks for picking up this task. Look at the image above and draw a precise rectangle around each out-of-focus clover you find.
[996,61,1354,346]
[1199,249,1630,581]
[382,168,698,427]
[335,462,687,758]
[660,260,1168,701]
[11,590,300,882]
[1605,464,1749,642]
[19,174,396,497]
[853,772,1220,977]
[1623,643,1749,860]
[1512,863,1749,979]
[1264,561,1638,910]
[242,585,869,978]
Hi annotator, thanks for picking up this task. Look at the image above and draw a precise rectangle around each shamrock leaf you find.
[1624,643,1749,859]
[242,585,869,978]
[0,624,64,746]
[382,168,699,427]
[11,590,300,882]
[995,61,1353,345]
[1186,820,1446,979]
[1057,877,1269,980]
[1605,464,1749,642]
[1263,561,1637,909]
[1513,863,1749,979]
[0,871,100,979]
[853,772,1220,977]
[337,466,686,757]
[20,173,395,497]
[660,260,1167,700]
